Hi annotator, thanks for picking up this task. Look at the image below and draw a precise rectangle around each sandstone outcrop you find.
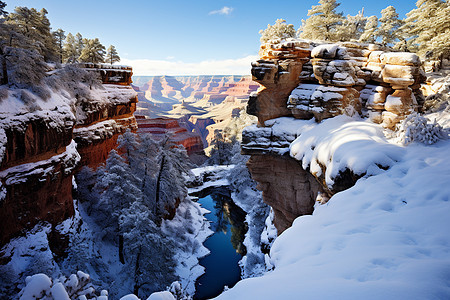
[244,39,427,233]
[247,154,321,234]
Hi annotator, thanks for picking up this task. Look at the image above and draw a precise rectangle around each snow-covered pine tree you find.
[298,0,344,42]
[120,201,177,297]
[359,15,378,43]
[207,130,235,165]
[134,134,159,217]
[79,38,105,63]
[94,149,142,263]
[74,32,84,59]
[53,28,65,63]
[154,134,192,220]
[63,33,78,63]
[403,0,450,63]
[106,45,120,64]
[259,19,295,43]
[335,10,366,42]
[5,7,58,61]
[377,6,403,47]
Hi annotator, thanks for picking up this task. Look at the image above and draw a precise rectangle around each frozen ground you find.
[216,111,450,299]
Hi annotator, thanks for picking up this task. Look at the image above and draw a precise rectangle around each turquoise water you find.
[194,187,246,300]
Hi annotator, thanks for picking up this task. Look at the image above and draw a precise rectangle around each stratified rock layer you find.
[244,39,427,233]
[0,65,138,244]
[247,154,322,233]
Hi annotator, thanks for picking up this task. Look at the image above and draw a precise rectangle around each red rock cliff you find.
[0,65,138,244]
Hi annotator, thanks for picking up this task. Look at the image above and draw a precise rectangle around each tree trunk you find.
[133,245,142,296]
[155,154,165,219]
[119,234,125,264]
[0,47,8,85]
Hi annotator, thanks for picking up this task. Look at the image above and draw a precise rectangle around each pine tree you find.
[106,45,120,64]
[359,15,378,43]
[403,0,450,62]
[5,7,58,61]
[74,32,84,59]
[335,10,366,42]
[53,28,65,63]
[79,38,105,63]
[259,19,295,43]
[0,1,6,17]
[298,0,344,42]
[94,149,142,264]
[377,6,403,47]
[63,33,78,63]
[120,201,177,297]
[154,135,192,220]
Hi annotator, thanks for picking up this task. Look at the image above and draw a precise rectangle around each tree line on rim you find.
[260,0,450,65]
[0,1,120,85]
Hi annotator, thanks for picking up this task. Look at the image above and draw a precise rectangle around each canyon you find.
[133,75,260,151]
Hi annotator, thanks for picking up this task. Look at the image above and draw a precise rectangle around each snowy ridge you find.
[290,115,405,187]
[217,128,450,299]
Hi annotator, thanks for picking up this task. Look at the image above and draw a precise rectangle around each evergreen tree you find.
[5,7,58,61]
[359,15,378,43]
[259,19,295,43]
[63,33,78,63]
[0,1,6,17]
[335,10,366,42]
[106,45,120,64]
[53,28,65,63]
[207,130,236,165]
[403,0,450,62]
[94,150,142,264]
[79,38,105,63]
[154,135,192,220]
[120,201,177,297]
[74,32,84,59]
[298,0,344,42]
[377,6,403,47]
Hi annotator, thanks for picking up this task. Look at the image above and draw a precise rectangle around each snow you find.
[147,291,176,300]
[120,295,141,300]
[290,115,405,187]
[19,274,52,300]
[50,282,70,300]
[162,198,212,295]
[216,111,450,299]
[311,44,339,58]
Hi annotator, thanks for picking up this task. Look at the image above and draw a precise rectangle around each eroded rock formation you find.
[0,66,137,244]
[244,39,427,233]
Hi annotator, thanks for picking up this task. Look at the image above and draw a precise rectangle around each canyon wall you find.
[244,39,426,233]
[0,66,137,244]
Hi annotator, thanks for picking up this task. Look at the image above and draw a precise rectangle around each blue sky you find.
[5,0,417,75]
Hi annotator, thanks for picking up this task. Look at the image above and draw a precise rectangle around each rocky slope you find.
[0,65,137,244]
[244,38,426,233]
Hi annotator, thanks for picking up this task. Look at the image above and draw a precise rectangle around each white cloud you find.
[120,55,258,76]
[208,6,233,15]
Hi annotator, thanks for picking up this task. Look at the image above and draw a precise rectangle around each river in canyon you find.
[191,186,247,300]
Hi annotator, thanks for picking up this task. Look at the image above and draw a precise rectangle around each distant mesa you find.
[132,75,260,148]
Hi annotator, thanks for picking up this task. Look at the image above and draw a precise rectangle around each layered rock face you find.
[73,84,138,169]
[0,66,137,243]
[244,39,426,233]
[247,154,321,233]
[136,116,204,155]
